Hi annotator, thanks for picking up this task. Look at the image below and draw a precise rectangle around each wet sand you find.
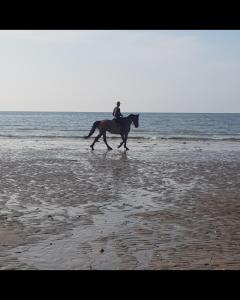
[0,137,240,269]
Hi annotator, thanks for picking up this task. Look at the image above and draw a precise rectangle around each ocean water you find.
[0,112,240,141]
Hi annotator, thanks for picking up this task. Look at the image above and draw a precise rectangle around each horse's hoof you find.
[90,146,94,151]
[108,147,113,151]
[125,148,129,151]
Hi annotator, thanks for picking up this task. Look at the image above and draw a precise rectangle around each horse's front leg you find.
[118,133,125,148]
[103,133,112,150]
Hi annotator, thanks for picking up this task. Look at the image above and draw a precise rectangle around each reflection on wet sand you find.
[0,138,240,269]
[88,150,133,189]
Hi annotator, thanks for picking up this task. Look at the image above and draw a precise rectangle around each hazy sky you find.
[0,30,240,113]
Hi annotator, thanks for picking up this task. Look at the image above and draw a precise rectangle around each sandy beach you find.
[0,137,240,269]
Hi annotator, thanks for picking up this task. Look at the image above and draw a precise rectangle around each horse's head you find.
[132,114,139,128]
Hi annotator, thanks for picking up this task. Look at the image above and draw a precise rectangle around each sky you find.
[0,30,240,113]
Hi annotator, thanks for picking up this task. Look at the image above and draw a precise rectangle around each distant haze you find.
[0,30,240,113]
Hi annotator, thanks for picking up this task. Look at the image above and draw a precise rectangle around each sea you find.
[0,112,240,141]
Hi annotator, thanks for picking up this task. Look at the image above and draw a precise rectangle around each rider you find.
[113,101,124,133]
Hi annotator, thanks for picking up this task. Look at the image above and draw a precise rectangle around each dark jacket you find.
[113,106,123,119]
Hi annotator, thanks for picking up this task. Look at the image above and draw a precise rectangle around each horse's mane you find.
[125,114,137,119]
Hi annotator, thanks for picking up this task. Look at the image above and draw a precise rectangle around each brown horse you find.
[85,114,139,151]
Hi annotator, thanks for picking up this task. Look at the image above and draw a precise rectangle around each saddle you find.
[112,118,122,129]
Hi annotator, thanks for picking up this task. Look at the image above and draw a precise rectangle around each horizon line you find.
[0,110,239,114]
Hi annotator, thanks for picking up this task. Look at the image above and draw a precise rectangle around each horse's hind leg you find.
[124,133,129,151]
[90,133,102,150]
[103,133,112,150]
[118,133,125,149]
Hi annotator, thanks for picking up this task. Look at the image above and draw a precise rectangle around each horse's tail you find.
[84,121,101,138]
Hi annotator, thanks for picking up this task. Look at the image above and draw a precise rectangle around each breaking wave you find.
[0,134,240,142]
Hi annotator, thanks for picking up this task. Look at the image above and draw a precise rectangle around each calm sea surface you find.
[0,112,239,141]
